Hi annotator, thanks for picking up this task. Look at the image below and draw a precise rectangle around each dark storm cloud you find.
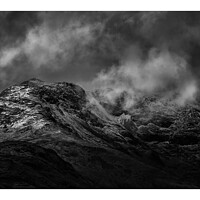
[0,12,40,46]
[1,11,200,107]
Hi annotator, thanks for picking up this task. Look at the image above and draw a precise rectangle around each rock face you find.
[0,78,200,188]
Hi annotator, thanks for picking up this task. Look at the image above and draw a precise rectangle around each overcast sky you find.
[1,11,200,94]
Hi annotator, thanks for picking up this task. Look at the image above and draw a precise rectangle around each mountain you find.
[0,78,199,188]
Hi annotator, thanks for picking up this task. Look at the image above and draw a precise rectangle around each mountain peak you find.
[20,78,44,87]
[29,78,44,82]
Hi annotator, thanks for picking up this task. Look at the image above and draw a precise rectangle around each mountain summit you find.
[0,79,199,188]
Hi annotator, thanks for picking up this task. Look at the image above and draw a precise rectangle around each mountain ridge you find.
[0,78,199,188]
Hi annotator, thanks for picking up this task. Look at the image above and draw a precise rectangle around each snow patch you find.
[32,119,48,129]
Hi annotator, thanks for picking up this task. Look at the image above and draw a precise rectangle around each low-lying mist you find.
[92,45,198,112]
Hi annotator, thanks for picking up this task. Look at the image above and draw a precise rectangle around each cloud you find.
[175,80,197,106]
[92,46,197,108]
[0,11,200,107]
[0,18,100,69]
[0,47,21,67]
